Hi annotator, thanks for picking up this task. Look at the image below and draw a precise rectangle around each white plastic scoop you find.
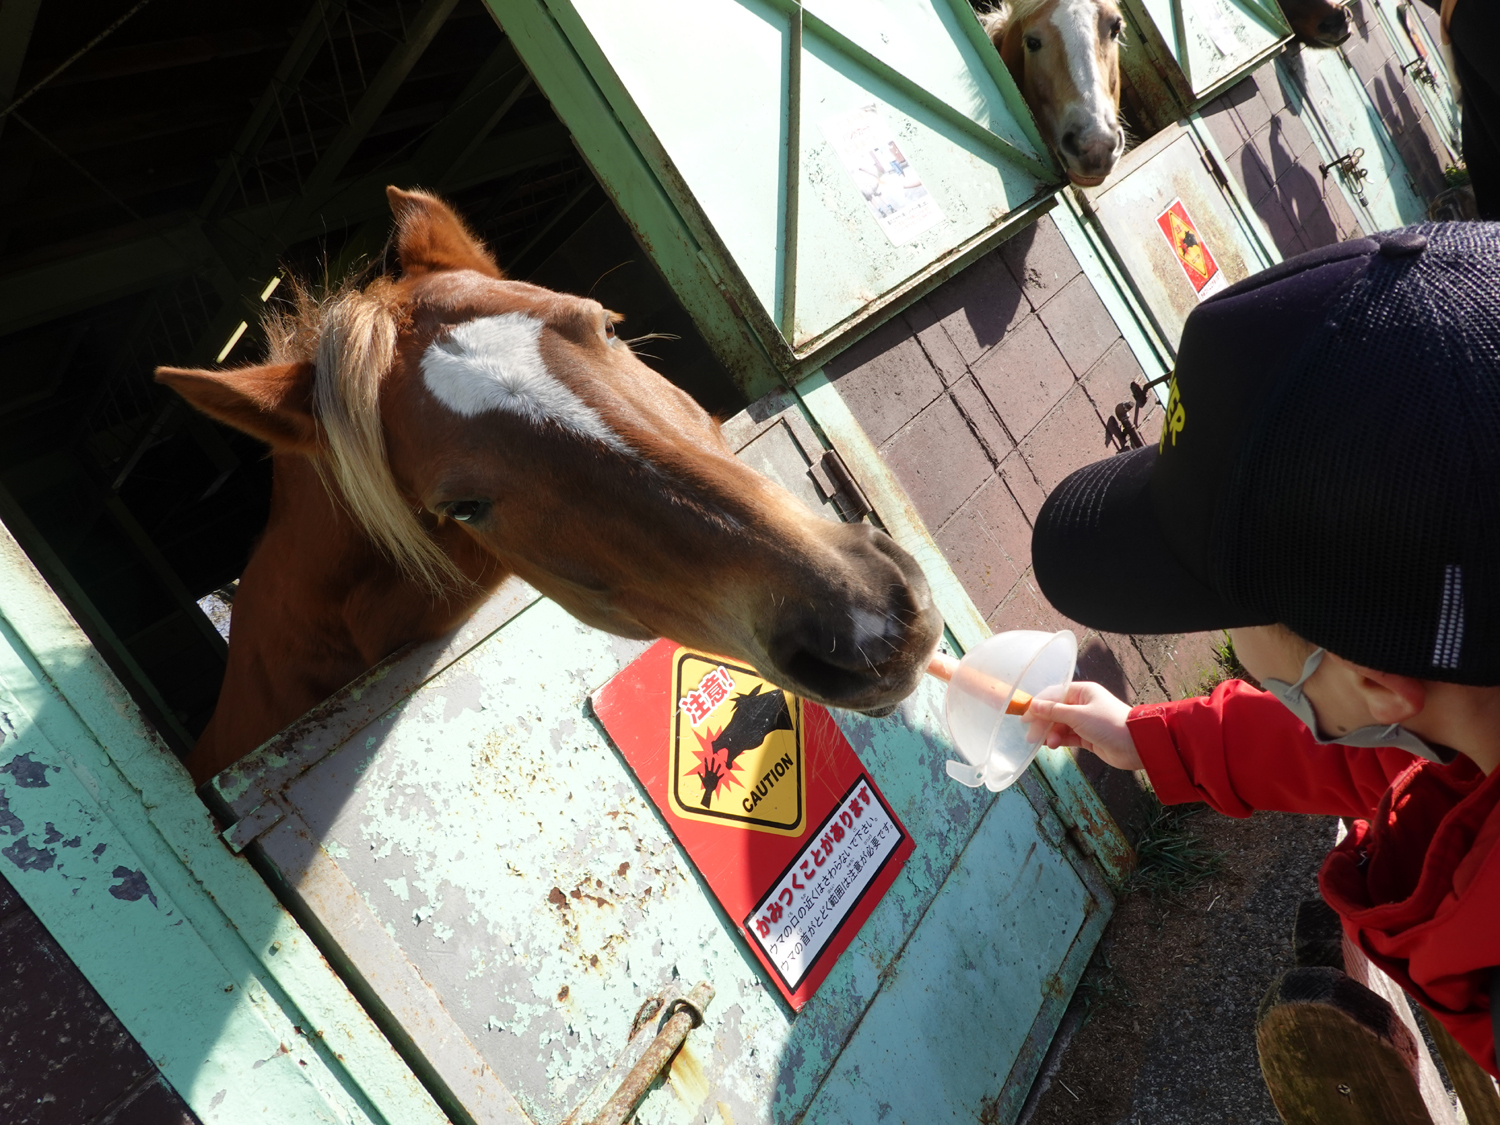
[926,629,1077,792]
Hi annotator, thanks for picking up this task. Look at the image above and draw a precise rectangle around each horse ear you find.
[155,361,319,452]
[386,186,504,280]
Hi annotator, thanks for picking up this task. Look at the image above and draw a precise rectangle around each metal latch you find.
[221,796,287,853]
[586,982,714,1125]
[778,406,872,523]
[560,981,715,1125]
[1401,57,1436,87]
[1320,148,1370,206]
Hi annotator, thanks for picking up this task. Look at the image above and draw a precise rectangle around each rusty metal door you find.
[0,528,450,1125]
[1121,0,1292,109]
[1071,120,1274,350]
[209,387,1114,1125]
[1277,45,1428,232]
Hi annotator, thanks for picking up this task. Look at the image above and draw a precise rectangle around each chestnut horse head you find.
[1277,0,1351,48]
[158,188,942,782]
[983,0,1126,187]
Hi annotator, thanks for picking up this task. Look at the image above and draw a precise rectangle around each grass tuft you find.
[1075,948,1135,1027]
[1191,630,1257,698]
[1126,800,1225,905]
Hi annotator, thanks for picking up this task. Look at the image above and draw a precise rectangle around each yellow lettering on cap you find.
[1159,371,1186,450]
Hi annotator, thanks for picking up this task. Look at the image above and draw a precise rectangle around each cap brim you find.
[1031,447,1273,636]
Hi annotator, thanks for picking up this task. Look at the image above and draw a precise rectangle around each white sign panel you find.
[745,775,905,989]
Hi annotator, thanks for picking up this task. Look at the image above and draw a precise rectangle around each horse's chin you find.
[1304,32,1352,48]
[1068,172,1109,188]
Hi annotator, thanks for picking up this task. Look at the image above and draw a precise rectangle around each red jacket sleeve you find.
[1128,680,1418,819]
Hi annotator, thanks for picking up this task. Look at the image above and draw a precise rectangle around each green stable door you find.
[1278,42,1428,233]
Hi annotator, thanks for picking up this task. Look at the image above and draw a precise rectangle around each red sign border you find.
[590,640,913,1009]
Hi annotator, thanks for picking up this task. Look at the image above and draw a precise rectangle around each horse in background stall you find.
[1277,0,1351,48]
[980,0,1127,186]
[156,188,943,784]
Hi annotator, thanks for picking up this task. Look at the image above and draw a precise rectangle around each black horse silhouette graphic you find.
[697,685,793,806]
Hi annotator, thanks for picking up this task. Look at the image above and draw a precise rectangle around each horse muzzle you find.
[757,524,943,713]
[1307,5,1352,47]
[1059,125,1125,188]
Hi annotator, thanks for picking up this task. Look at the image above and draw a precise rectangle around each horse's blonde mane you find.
[979,0,1056,40]
[263,280,465,594]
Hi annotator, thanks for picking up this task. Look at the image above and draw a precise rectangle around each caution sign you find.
[1157,198,1226,299]
[592,640,912,1010]
[671,653,805,835]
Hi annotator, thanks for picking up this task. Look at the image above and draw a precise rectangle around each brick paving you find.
[827,213,1224,800]
[824,31,1462,1125]
[823,44,1431,819]
[823,53,1462,773]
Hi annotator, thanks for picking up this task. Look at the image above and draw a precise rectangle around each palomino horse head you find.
[158,189,942,733]
[1276,0,1350,48]
[984,0,1126,187]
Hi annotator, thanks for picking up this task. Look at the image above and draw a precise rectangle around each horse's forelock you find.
[987,0,1057,34]
[266,280,465,594]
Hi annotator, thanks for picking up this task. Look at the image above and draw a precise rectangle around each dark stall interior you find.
[0,0,745,757]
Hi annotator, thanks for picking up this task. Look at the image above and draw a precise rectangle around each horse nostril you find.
[1060,130,1081,157]
[1318,12,1348,34]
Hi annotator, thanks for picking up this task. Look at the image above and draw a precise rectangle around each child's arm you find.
[1026,679,1415,820]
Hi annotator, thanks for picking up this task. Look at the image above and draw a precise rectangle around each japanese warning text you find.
[745,775,903,989]
[678,665,734,725]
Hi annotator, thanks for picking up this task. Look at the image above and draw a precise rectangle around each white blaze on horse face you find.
[1050,0,1122,178]
[421,312,628,453]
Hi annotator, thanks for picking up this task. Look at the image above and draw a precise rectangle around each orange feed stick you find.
[926,652,1034,714]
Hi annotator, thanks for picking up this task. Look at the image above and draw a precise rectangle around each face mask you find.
[1261,648,1454,765]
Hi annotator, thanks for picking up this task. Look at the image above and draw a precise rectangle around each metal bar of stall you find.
[587,982,714,1125]
[778,6,802,342]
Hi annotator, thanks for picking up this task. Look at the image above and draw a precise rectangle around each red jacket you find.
[1130,680,1500,1077]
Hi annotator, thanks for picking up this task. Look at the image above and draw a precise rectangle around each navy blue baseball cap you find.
[1032,223,1500,684]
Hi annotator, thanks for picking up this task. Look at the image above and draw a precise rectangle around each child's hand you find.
[1023,682,1142,771]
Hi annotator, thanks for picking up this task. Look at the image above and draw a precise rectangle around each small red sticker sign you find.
[1157,198,1223,297]
[591,639,912,1009]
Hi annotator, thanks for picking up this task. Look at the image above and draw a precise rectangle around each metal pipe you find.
[589,981,714,1125]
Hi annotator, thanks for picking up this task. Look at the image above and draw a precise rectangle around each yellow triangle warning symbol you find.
[668,649,805,836]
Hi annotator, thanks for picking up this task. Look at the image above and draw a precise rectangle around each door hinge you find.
[1201,147,1230,191]
[808,449,872,522]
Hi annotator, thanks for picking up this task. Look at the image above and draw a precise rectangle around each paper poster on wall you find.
[821,104,945,246]
[591,640,912,1009]
[1157,198,1227,300]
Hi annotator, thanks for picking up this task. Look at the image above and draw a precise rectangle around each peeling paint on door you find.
[214,393,1113,1124]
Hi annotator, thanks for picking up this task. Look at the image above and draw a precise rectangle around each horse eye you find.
[447,500,489,523]
[1110,18,1123,39]
[604,319,616,340]
[1024,34,1042,52]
